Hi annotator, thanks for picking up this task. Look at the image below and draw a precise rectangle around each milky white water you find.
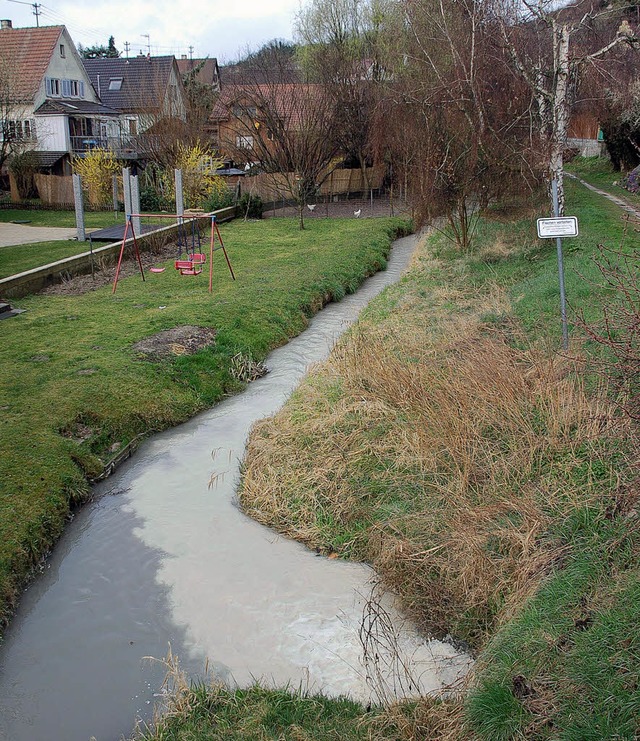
[0,232,471,741]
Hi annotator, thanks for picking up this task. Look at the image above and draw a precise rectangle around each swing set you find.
[112,213,236,294]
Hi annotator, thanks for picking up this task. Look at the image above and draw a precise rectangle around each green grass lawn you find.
[566,156,640,207]
[0,215,410,630]
[0,207,124,229]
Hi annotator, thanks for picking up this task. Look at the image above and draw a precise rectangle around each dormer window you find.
[109,78,123,91]
[59,44,65,57]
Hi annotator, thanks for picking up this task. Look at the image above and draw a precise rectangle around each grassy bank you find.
[140,179,638,738]
[0,239,92,278]
[0,216,409,630]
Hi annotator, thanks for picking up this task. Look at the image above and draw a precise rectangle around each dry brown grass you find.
[240,249,617,651]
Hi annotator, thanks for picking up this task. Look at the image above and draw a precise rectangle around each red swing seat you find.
[175,253,206,276]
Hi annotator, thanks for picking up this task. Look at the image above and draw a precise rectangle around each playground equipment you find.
[112,213,235,293]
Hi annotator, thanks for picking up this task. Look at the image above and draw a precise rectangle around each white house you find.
[0,20,119,172]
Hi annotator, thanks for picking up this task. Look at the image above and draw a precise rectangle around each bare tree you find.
[221,48,340,228]
[0,59,32,174]
[374,0,537,248]
[296,0,383,197]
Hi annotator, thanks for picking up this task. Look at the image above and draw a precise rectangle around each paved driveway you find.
[0,222,81,248]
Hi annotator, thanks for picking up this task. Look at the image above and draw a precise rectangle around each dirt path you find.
[567,173,640,221]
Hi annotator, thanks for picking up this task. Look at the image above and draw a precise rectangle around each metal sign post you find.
[536,181,579,351]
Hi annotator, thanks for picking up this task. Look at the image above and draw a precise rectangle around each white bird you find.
[354,209,361,218]
[307,204,316,212]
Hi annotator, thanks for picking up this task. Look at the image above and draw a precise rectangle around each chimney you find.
[181,54,187,59]
[1,20,13,30]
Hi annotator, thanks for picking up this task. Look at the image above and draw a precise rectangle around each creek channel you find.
[0,231,471,741]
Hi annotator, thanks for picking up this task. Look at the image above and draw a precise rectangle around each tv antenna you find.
[141,33,150,56]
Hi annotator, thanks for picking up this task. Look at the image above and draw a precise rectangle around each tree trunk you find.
[549,23,571,216]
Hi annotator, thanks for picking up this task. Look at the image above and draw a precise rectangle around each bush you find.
[72,148,121,207]
[8,151,38,198]
[140,185,170,212]
[622,164,640,194]
[203,183,234,213]
[238,192,263,219]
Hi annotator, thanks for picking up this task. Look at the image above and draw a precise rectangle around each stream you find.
[0,232,471,741]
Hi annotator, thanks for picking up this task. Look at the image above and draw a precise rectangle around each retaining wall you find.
[0,206,237,299]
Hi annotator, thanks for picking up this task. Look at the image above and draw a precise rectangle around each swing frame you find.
[112,213,235,293]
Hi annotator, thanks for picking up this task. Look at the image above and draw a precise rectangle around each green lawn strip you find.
[0,239,94,278]
[566,156,640,208]
[0,216,409,630]
[136,683,399,741]
[0,208,125,229]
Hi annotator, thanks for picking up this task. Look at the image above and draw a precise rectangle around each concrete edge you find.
[0,206,238,299]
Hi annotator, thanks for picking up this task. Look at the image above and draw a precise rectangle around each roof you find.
[82,56,177,112]
[0,25,64,101]
[176,57,219,86]
[211,83,326,129]
[35,99,119,116]
[220,62,300,86]
[22,150,67,168]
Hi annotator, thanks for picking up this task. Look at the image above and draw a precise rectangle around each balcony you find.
[70,135,137,155]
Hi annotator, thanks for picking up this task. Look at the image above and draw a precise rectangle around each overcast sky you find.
[2,0,300,63]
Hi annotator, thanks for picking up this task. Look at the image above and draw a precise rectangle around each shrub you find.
[8,151,38,198]
[203,181,234,213]
[162,143,226,210]
[73,148,121,207]
[238,192,263,219]
[622,164,640,194]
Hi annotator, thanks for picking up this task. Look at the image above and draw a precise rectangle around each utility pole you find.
[188,45,194,62]
[32,1,40,26]
[124,41,130,59]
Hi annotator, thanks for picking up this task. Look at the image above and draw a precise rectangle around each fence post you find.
[130,175,141,236]
[73,174,86,242]
[175,169,184,219]
[122,167,132,222]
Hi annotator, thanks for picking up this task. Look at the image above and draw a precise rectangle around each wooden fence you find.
[241,166,386,203]
[34,174,74,206]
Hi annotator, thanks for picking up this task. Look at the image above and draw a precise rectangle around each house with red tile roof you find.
[0,19,119,173]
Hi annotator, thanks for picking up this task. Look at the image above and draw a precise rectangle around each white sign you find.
[537,217,579,238]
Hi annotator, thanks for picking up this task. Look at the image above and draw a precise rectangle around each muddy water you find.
[0,233,471,741]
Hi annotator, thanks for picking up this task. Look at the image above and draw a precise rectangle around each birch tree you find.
[496,0,638,213]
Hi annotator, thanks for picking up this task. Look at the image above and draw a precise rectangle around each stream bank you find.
[0,230,471,741]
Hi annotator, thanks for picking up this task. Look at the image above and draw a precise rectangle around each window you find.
[232,105,257,118]
[3,119,35,141]
[60,79,84,98]
[128,119,137,135]
[46,77,60,96]
[59,44,65,57]
[236,135,254,149]
[109,78,123,91]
